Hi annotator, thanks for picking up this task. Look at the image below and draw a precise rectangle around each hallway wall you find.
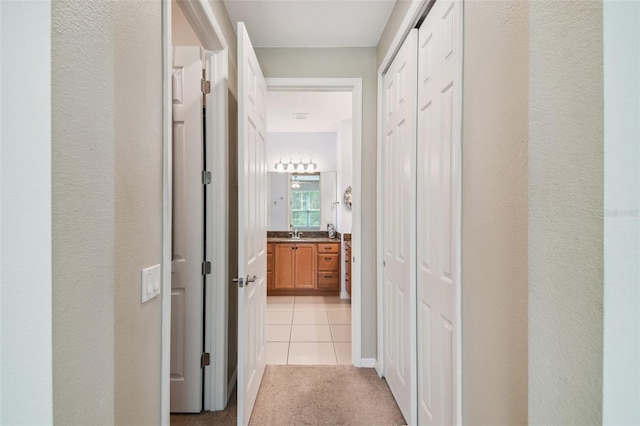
[1,1,53,424]
[461,1,529,424]
[254,47,378,358]
[52,1,116,423]
[603,2,640,423]
[52,1,163,424]
[113,1,163,424]
[529,1,604,424]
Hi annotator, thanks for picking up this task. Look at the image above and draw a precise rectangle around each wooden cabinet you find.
[345,241,352,297]
[268,240,340,295]
[317,243,340,290]
[267,243,274,290]
[273,243,316,290]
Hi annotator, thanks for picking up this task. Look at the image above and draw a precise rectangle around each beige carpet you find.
[171,365,406,426]
[249,365,406,425]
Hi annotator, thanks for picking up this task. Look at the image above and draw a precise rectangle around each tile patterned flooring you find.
[266,296,352,366]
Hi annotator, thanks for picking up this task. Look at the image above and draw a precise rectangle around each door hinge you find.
[202,261,212,275]
[202,171,212,185]
[201,79,211,95]
[201,352,210,367]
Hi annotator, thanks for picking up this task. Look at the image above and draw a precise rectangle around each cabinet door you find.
[274,244,295,289]
[267,244,274,290]
[294,244,317,289]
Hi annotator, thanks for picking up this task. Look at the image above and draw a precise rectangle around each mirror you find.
[268,171,337,231]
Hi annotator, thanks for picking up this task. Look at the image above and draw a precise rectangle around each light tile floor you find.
[266,296,352,366]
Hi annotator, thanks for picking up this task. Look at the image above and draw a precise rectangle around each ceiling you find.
[222,0,397,47]
[267,91,352,132]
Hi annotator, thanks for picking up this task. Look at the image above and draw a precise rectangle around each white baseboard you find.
[340,291,350,299]
[360,358,376,368]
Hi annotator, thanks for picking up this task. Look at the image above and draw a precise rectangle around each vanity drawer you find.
[317,272,339,289]
[317,243,339,254]
[318,254,339,271]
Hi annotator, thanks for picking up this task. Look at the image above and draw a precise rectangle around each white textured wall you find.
[603,1,640,424]
[52,1,163,424]
[529,1,604,424]
[461,1,529,424]
[267,132,338,172]
[52,1,115,423]
[113,1,163,424]
[255,47,378,357]
[0,1,53,424]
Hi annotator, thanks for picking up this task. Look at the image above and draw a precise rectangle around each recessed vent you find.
[292,113,310,120]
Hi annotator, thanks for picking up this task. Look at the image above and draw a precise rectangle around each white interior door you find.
[417,1,460,424]
[382,29,418,425]
[171,46,205,413]
[236,22,268,426]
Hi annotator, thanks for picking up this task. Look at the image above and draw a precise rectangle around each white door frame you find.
[265,78,364,367]
[375,0,464,423]
[161,0,231,423]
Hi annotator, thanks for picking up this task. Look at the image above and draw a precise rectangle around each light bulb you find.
[306,160,316,173]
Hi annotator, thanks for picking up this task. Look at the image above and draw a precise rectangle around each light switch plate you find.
[141,264,161,303]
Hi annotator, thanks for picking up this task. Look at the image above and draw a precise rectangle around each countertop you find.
[267,237,340,243]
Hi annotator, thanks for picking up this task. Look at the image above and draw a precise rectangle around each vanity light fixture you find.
[274,159,285,173]
[273,158,318,173]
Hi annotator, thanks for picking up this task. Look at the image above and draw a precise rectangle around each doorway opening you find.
[265,78,364,369]
[265,88,356,366]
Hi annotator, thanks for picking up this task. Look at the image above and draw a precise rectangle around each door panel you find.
[382,29,418,424]
[417,1,459,424]
[294,244,317,289]
[237,22,267,426]
[170,46,204,413]
[274,244,295,289]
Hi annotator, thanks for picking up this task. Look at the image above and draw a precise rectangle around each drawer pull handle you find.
[325,257,331,260]
[324,275,333,278]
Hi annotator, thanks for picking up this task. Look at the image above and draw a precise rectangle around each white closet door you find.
[416,1,460,424]
[382,29,418,425]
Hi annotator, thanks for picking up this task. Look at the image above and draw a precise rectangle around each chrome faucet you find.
[289,227,302,239]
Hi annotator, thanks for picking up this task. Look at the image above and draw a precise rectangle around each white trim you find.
[160,0,172,424]
[377,0,432,76]
[454,3,464,424]
[162,0,231,419]
[203,49,229,412]
[360,358,377,369]
[265,77,363,367]
[376,0,464,424]
[176,0,236,73]
[375,62,384,379]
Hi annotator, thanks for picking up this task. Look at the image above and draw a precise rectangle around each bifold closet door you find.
[416,1,460,425]
[382,29,418,424]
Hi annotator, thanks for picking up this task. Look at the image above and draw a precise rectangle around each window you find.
[290,174,320,230]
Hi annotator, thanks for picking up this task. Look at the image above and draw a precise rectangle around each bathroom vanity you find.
[267,233,341,296]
